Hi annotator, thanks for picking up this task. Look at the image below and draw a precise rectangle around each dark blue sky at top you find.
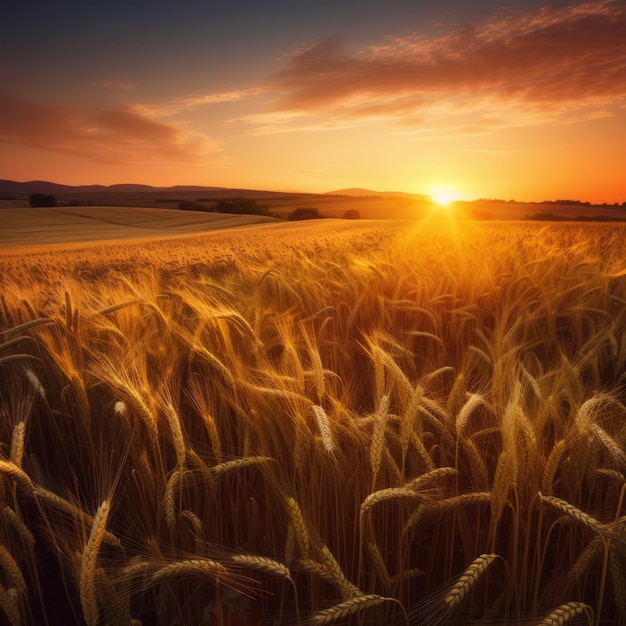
[4,0,552,96]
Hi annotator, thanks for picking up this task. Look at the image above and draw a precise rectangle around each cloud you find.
[262,1,626,133]
[0,94,211,164]
[139,88,265,117]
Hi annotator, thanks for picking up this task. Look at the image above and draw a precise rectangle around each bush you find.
[342,209,360,219]
[214,198,269,216]
[178,200,214,212]
[288,207,322,221]
[29,193,57,207]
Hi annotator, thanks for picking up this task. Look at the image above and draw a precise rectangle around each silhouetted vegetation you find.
[288,207,323,220]
[525,212,626,222]
[29,193,57,207]
[178,200,212,211]
[214,197,269,216]
[342,209,360,219]
[541,199,591,206]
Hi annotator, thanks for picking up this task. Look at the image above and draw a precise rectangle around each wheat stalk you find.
[231,554,292,581]
[541,439,567,495]
[311,405,336,454]
[540,494,603,533]
[179,509,203,534]
[286,497,311,557]
[0,584,20,626]
[367,540,391,591]
[491,451,516,526]
[151,558,229,584]
[34,487,121,547]
[537,601,592,626]
[361,486,423,517]
[164,403,186,469]
[0,544,27,595]
[0,460,34,495]
[9,423,25,469]
[455,393,485,436]
[23,367,45,398]
[80,499,110,626]
[211,456,274,479]
[2,507,35,550]
[403,492,491,536]
[318,545,362,599]
[370,395,389,487]
[307,594,388,625]
[444,553,497,609]
[609,551,626,613]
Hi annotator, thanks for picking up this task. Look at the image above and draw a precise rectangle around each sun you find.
[430,186,462,207]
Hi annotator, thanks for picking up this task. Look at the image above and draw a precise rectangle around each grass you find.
[0,217,626,624]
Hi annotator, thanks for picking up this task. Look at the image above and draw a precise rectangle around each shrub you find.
[343,209,360,219]
[288,207,322,221]
[29,193,57,207]
[214,198,269,216]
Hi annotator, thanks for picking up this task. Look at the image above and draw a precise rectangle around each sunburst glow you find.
[430,187,463,207]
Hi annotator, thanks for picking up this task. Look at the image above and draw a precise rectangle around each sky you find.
[1,0,625,203]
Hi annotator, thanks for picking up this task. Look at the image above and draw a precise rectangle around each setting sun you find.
[430,187,463,207]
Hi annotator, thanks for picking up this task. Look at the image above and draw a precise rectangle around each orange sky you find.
[1,1,625,203]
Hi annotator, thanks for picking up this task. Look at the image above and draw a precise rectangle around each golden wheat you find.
[307,593,388,625]
[0,584,20,626]
[444,553,498,609]
[79,499,110,626]
[537,601,592,626]
[1,220,626,624]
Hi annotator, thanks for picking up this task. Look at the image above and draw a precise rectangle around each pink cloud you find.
[0,94,209,164]
[267,1,626,130]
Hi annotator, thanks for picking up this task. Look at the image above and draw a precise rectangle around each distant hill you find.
[0,180,290,199]
[0,180,429,203]
[0,180,231,196]
[325,188,429,200]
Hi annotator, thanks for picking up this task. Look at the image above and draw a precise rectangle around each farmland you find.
[1,215,626,625]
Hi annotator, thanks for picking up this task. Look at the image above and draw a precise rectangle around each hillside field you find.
[1,217,626,625]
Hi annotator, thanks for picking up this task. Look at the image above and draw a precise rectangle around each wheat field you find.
[1,218,626,625]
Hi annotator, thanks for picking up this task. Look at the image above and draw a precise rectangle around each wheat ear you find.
[308,594,388,625]
[361,486,422,518]
[0,584,20,626]
[311,405,336,454]
[541,439,567,495]
[164,403,186,469]
[0,460,34,495]
[231,554,292,581]
[9,422,26,468]
[318,545,362,599]
[151,558,229,584]
[34,487,121,547]
[370,396,389,487]
[286,497,311,557]
[2,507,35,550]
[539,495,603,533]
[211,456,273,479]
[537,601,592,626]
[609,550,626,613]
[0,544,27,595]
[455,393,485,435]
[444,553,498,609]
[80,499,111,626]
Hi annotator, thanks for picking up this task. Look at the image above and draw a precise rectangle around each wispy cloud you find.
[139,88,265,117]
[0,94,212,164]
[258,1,626,133]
